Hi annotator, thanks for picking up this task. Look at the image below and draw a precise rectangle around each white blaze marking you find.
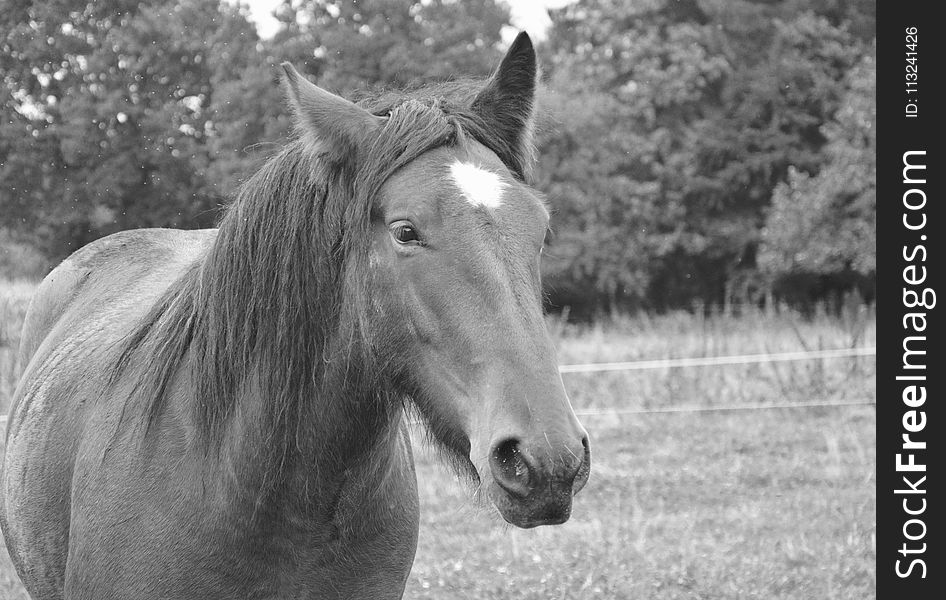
[449,160,506,209]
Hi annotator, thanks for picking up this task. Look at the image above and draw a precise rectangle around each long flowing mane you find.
[110,80,532,485]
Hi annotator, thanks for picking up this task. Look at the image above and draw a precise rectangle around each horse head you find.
[280,33,590,529]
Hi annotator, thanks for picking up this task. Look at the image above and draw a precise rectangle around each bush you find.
[0,229,50,281]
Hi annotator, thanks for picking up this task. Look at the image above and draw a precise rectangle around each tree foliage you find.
[1,0,257,258]
[758,52,875,299]
[537,0,873,314]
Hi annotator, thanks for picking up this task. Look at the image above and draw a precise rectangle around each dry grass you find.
[0,280,35,415]
[407,407,874,599]
[0,281,875,599]
[549,305,875,412]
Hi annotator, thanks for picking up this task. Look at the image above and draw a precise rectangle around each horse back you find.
[1,228,215,599]
[15,228,215,374]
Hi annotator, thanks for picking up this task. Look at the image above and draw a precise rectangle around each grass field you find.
[0,280,875,599]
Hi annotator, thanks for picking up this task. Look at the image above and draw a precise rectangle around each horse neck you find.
[216,366,404,511]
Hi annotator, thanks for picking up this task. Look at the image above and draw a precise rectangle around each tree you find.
[0,0,259,259]
[538,0,732,313]
[538,0,873,314]
[272,0,510,93]
[758,52,875,300]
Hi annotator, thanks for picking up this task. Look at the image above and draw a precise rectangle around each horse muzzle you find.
[486,434,591,528]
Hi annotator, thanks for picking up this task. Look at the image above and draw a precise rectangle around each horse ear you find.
[280,62,384,152]
[471,32,538,178]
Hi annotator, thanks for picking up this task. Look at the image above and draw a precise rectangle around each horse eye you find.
[390,221,421,245]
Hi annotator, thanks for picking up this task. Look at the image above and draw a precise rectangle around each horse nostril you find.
[489,438,533,498]
[569,434,592,494]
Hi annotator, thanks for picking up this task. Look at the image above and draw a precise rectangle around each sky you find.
[238,0,575,41]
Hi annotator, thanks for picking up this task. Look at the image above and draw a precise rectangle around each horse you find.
[0,32,590,599]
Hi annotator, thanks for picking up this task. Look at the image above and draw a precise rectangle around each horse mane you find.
[111,78,532,489]
[354,78,536,182]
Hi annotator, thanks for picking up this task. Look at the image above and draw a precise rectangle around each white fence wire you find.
[0,346,876,427]
[557,346,875,373]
